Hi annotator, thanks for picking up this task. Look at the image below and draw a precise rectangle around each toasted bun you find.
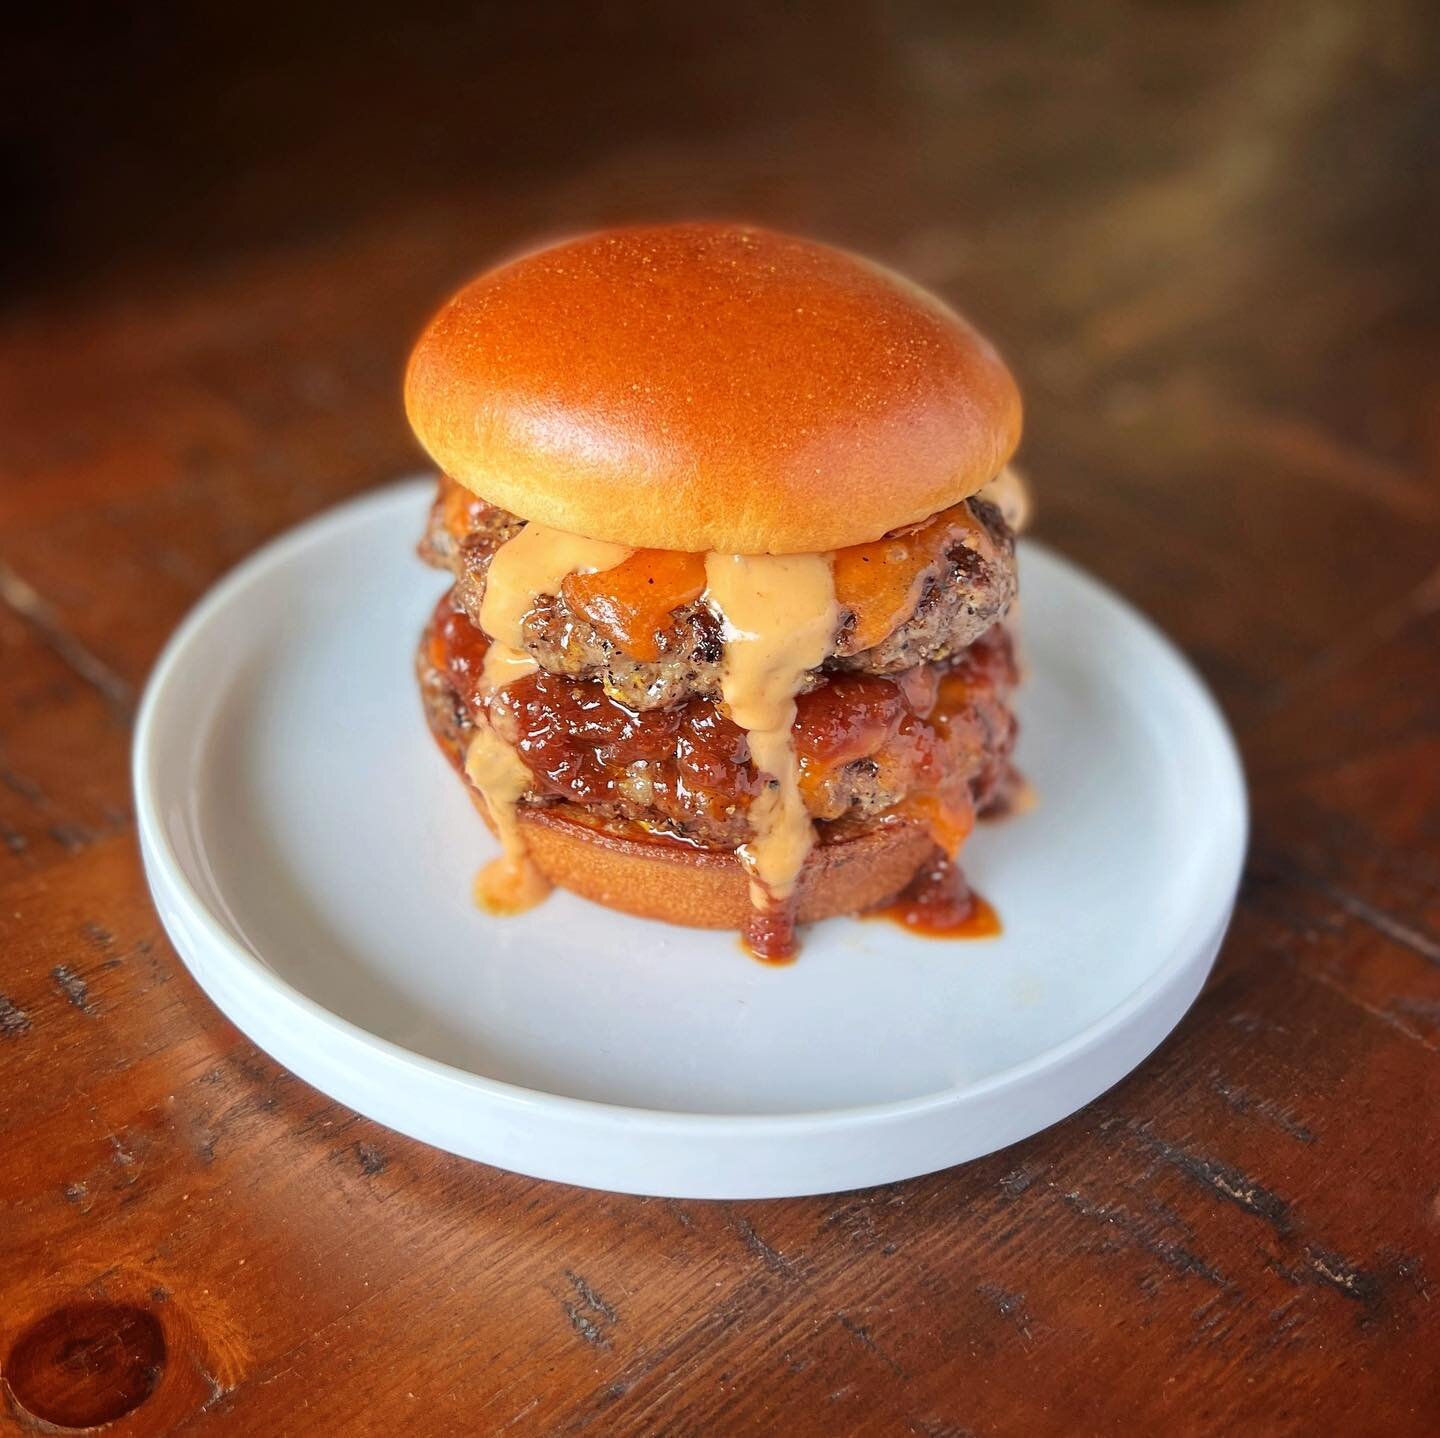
[425,684,933,930]
[516,806,934,931]
[405,223,1021,554]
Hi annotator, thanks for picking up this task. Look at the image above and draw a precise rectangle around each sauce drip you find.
[466,521,634,914]
[429,595,1019,877]
[869,850,1000,939]
[464,725,550,914]
[703,553,838,948]
[481,522,633,648]
[741,907,801,965]
[562,549,707,661]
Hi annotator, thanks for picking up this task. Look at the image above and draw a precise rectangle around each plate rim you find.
[133,477,1249,1137]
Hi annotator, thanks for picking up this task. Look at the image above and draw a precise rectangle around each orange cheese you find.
[562,549,707,662]
[900,789,976,859]
[832,502,987,652]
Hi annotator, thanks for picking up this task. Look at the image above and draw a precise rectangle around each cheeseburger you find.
[407,223,1028,960]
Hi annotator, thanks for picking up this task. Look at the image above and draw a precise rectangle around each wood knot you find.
[4,1302,165,1429]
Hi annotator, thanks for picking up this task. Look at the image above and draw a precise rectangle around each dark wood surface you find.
[2,4,1438,1433]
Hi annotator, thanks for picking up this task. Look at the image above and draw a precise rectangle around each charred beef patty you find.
[419,477,1017,712]
[419,593,1019,851]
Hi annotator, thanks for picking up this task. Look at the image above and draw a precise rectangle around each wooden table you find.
[2,5,1437,1433]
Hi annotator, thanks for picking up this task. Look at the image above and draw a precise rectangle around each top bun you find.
[405,223,1021,555]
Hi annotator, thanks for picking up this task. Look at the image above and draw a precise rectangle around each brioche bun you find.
[513,806,934,932]
[405,223,1021,555]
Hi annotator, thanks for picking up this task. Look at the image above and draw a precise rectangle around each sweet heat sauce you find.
[428,592,764,835]
[428,589,1017,959]
[427,594,491,697]
[505,668,767,835]
[741,904,802,965]
[867,850,1001,939]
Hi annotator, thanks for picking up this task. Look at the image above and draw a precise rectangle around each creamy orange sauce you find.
[703,553,838,911]
[562,549,707,661]
[554,479,1020,667]
[480,522,633,648]
[464,724,551,914]
[481,640,537,691]
[466,522,632,913]
[832,502,987,652]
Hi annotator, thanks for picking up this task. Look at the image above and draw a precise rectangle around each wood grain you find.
[2,3,1437,1433]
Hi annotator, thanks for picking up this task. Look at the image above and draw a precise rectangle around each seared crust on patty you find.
[419,484,1017,711]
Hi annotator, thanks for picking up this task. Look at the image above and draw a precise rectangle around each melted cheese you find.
[480,523,633,649]
[975,464,1031,533]
[832,502,987,652]
[466,521,630,915]
[704,553,838,909]
[562,549,708,661]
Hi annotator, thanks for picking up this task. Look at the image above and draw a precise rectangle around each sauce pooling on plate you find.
[868,851,1001,939]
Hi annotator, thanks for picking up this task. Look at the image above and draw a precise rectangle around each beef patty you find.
[419,478,1017,712]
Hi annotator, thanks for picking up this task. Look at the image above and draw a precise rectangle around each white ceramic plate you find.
[134,479,1246,1199]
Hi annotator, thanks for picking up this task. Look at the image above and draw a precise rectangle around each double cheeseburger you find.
[407,223,1028,960]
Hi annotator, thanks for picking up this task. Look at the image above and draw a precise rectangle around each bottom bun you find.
[420,633,933,932]
[427,691,935,930]
[511,803,934,930]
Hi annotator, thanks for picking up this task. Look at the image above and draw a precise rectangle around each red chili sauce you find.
[868,850,1001,939]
